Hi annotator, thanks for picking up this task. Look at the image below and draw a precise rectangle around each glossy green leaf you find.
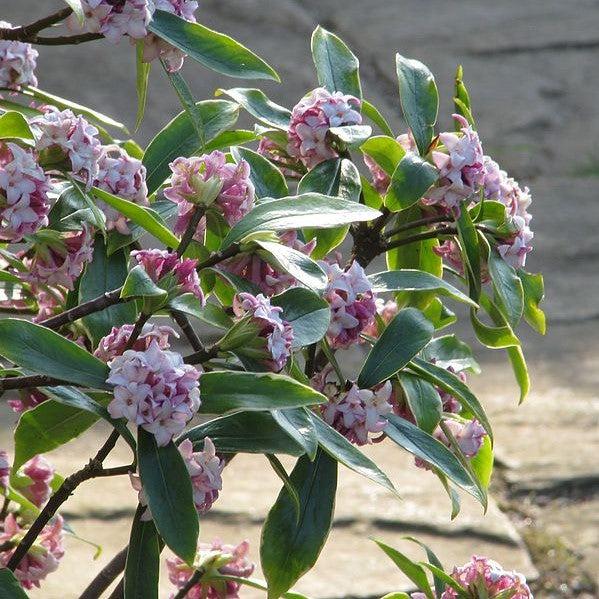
[403,536,446,598]
[66,179,106,232]
[137,429,198,563]
[266,454,301,520]
[385,153,438,211]
[0,568,30,599]
[0,319,110,389]
[199,371,326,414]
[422,299,457,331]
[121,265,168,301]
[395,54,438,155]
[143,99,239,194]
[203,129,257,153]
[183,411,305,456]
[231,146,288,199]
[518,270,546,334]
[80,236,136,345]
[0,111,34,142]
[261,451,337,599]
[149,10,279,81]
[398,372,442,434]
[455,206,481,301]
[311,26,361,98]
[420,563,469,598]
[312,416,397,494]
[362,100,393,136]
[358,308,434,388]
[271,287,330,348]
[488,249,524,328]
[135,40,151,131]
[271,408,318,461]
[454,65,474,128]
[469,308,520,349]
[470,434,493,490]
[328,124,372,146]
[360,135,406,176]
[221,194,380,249]
[421,335,480,374]
[217,88,291,129]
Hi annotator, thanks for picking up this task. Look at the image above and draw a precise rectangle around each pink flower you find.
[440,555,532,599]
[165,151,254,240]
[0,514,65,590]
[32,287,66,323]
[94,145,148,234]
[21,455,54,508]
[232,293,294,372]
[178,438,224,514]
[0,142,50,241]
[26,227,94,290]
[497,221,533,269]
[0,22,38,89]
[167,539,254,599]
[31,107,102,184]
[0,450,9,489]
[7,388,47,414]
[423,114,485,211]
[362,298,398,339]
[132,249,205,304]
[321,260,377,349]
[220,231,316,296]
[257,138,297,175]
[106,341,202,446]
[288,87,362,168]
[94,323,178,362]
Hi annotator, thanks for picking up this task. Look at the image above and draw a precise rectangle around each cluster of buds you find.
[94,323,178,362]
[167,539,254,599]
[321,260,377,349]
[20,455,55,508]
[0,22,38,89]
[288,87,362,168]
[106,341,202,446]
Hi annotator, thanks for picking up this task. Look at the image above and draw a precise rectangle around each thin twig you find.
[79,546,128,599]
[173,569,204,599]
[195,244,240,271]
[177,206,205,257]
[171,310,204,352]
[183,346,218,365]
[0,8,73,40]
[0,374,73,393]
[381,226,456,252]
[107,578,124,599]
[123,313,151,351]
[383,214,451,238]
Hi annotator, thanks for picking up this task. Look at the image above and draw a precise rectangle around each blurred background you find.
[1,1,598,597]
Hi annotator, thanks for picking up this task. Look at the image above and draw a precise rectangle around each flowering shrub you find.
[0,4,545,598]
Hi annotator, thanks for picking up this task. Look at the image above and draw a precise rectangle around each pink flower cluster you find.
[257,137,296,175]
[167,539,254,599]
[20,455,55,508]
[232,292,294,372]
[0,142,50,242]
[321,260,377,349]
[106,341,202,446]
[313,366,394,445]
[94,145,148,233]
[0,514,65,590]
[26,227,94,290]
[441,555,532,599]
[221,231,316,296]
[0,22,38,89]
[362,298,398,339]
[31,107,103,184]
[95,323,178,361]
[288,87,362,168]
[132,249,205,304]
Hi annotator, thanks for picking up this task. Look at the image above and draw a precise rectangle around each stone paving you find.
[1,1,599,597]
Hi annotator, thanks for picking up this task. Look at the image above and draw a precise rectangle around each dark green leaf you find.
[455,206,481,301]
[385,153,438,211]
[361,100,393,136]
[360,135,406,176]
[271,408,318,461]
[149,10,279,81]
[135,40,151,131]
[397,373,441,434]
[488,249,524,328]
[137,429,198,563]
[217,88,291,129]
[0,568,30,598]
[266,454,301,520]
[121,265,168,301]
[231,146,288,199]
[421,335,480,374]
[261,451,337,599]
[358,308,434,388]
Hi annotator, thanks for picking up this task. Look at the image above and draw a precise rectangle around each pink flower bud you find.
[21,455,54,508]
[362,298,398,339]
[94,323,178,362]
[0,22,38,90]
[0,142,50,242]
[106,341,202,446]
[288,87,362,168]
[0,450,9,490]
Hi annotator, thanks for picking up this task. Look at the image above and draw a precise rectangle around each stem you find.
[39,287,126,330]
[79,546,128,599]
[173,570,204,599]
[107,579,124,599]
[383,214,451,238]
[123,313,151,351]
[0,374,73,393]
[381,226,456,252]
[370,206,392,234]
[171,310,204,352]
[25,33,104,46]
[0,8,73,41]
[7,431,123,572]
[195,244,240,271]
[183,346,218,365]
[177,206,205,257]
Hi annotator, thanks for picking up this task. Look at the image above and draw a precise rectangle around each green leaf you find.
[469,308,520,349]
[421,335,480,374]
[373,539,434,599]
[328,124,372,146]
[0,568,30,599]
[518,270,546,334]
[124,506,161,599]
[311,26,361,98]
[0,111,34,142]
[395,54,438,155]
[183,411,305,456]
[217,88,291,129]
[221,194,380,249]
[149,10,279,81]
[91,187,180,248]
[80,236,137,345]
[420,563,469,598]
[358,308,434,388]
[470,434,493,490]
[143,99,239,194]
[137,429,198,563]
[0,319,110,389]
[199,371,326,414]
[62,0,84,23]
[266,454,301,520]
[455,206,481,301]
[397,373,442,434]
[312,416,397,495]
[488,249,524,328]
[271,408,318,461]
[66,178,106,233]
[231,146,288,199]
[454,65,474,128]
[271,288,330,348]
[202,129,258,153]
[408,358,492,442]
[261,451,337,599]
[361,136,406,176]
[385,153,438,211]
[403,537,446,599]
[422,299,457,331]
[368,270,476,307]
[256,240,327,292]
[135,40,151,131]
[361,100,393,136]
[121,265,168,301]
[385,415,486,507]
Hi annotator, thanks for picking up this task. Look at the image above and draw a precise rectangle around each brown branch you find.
[195,243,240,271]
[183,346,218,365]
[79,546,128,599]
[171,310,204,352]
[173,569,204,599]
[0,374,73,393]
[26,33,104,46]
[0,7,73,41]
[107,579,124,599]
[381,227,456,252]
[383,214,451,238]
[177,206,205,257]
[123,313,151,351]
